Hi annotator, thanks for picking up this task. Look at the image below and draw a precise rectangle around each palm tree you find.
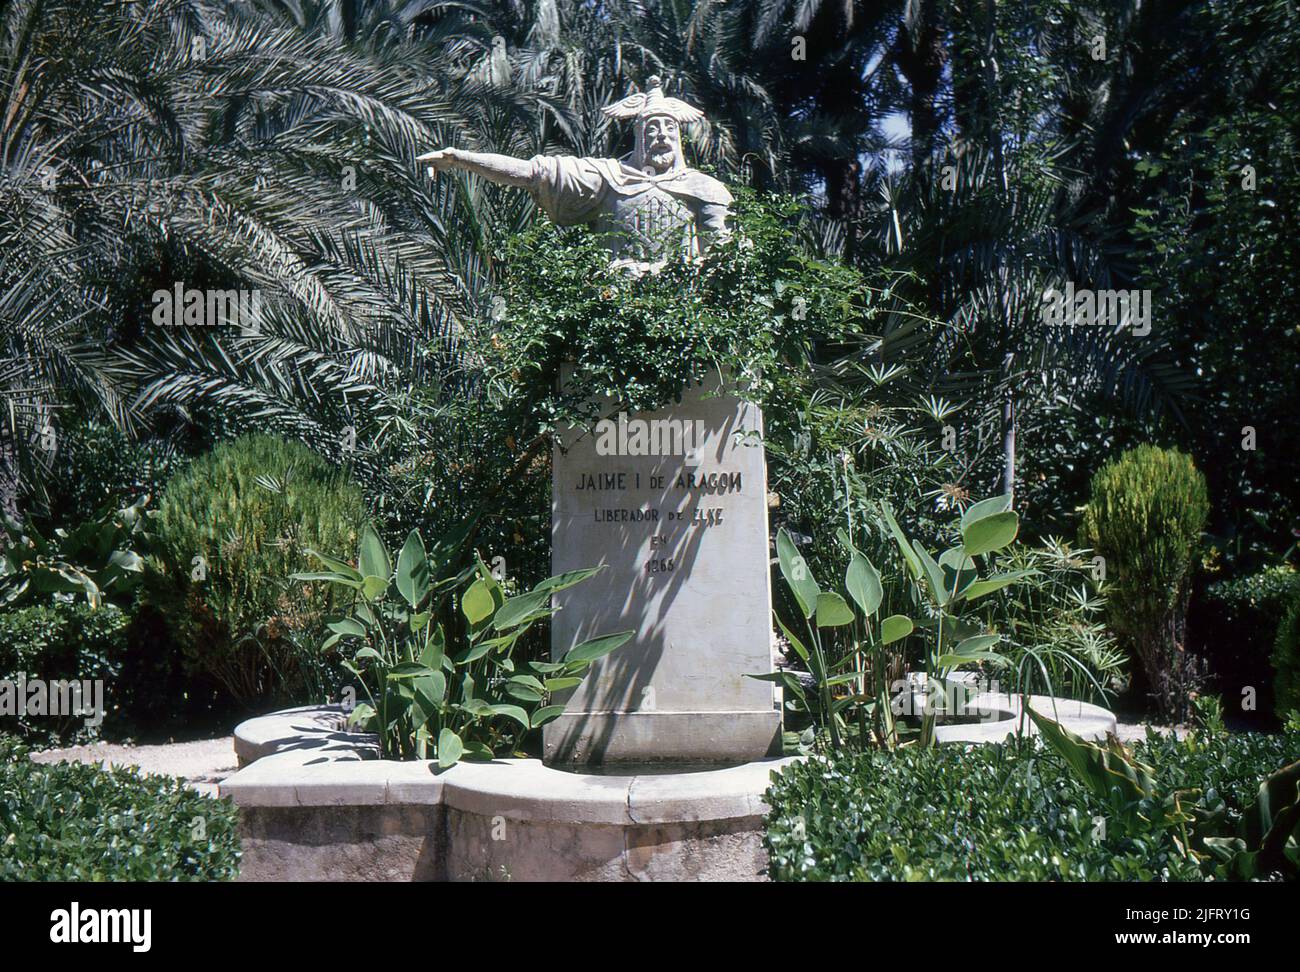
[0,0,557,514]
[848,137,1194,505]
[1,0,157,514]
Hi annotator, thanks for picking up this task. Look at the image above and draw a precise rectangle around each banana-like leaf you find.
[1027,706,1157,824]
[534,567,604,593]
[815,591,855,627]
[436,728,464,769]
[960,494,1013,530]
[746,670,809,704]
[776,528,819,619]
[492,589,551,630]
[395,530,429,608]
[961,570,1036,602]
[485,703,531,732]
[563,630,634,665]
[1203,760,1300,880]
[846,551,883,617]
[360,575,389,600]
[912,542,950,606]
[880,614,914,645]
[461,577,495,625]
[358,523,390,581]
[881,504,923,580]
[961,511,1020,558]
[935,650,1004,668]
[303,550,363,582]
[531,705,566,728]
[954,634,1001,655]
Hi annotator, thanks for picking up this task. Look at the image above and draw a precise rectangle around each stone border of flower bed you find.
[220,695,1116,882]
[934,691,1117,744]
[222,705,796,881]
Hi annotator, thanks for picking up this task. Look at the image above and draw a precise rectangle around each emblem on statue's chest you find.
[609,188,694,258]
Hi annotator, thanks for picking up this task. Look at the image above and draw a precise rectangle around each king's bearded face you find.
[641,115,681,174]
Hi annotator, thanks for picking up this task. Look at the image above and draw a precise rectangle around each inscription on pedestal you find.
[544,380,781,765]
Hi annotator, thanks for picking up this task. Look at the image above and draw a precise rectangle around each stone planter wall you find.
[220,707,792,882]
[220,695,1117,882]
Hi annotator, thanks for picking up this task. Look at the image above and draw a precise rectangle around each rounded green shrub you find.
[1080,445,1210,720]
[148,434,364,708]
[1273,590,1300,720]
[0,734,239,880]
[0,599,126,744]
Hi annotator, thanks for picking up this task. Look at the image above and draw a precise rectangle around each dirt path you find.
[29,737,238,797]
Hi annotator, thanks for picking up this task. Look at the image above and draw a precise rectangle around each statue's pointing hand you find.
[416,147,535,188]
[416,147,459,176]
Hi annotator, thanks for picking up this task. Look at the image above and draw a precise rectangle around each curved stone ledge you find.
[932,692,1117,744]
[222,696,1117,881]
[223,707,797,880]
[232,703,376,767]
[439,760,637,826]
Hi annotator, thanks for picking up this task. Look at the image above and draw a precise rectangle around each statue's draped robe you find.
[528,155,733,263]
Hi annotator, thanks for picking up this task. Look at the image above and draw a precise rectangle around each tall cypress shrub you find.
[1081,445,1210,721]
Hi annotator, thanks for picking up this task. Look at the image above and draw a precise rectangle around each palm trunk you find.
[895,3,948,170]
[0,430,18,522]
[1000,350,1015,498]
[986,0,1013,500]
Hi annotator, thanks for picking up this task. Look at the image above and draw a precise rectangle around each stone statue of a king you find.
[422,78,779,766]
[418,77,732,269]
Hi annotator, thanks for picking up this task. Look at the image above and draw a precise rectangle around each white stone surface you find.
[546,377,781,764]
[221,702,1121,881]
[932,692,1118,744]
[232,703,375,766]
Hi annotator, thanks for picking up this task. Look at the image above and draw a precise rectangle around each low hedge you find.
[0,735,240,880]
[764,729,1300,881]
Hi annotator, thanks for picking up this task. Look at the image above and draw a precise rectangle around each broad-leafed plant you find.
[879,496,1034,746]
[753,528,914,752]
[295,523,632,765]
[0,497,149,610]
[760,494,1032,751]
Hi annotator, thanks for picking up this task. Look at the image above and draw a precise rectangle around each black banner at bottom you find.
[0,880,1286,958]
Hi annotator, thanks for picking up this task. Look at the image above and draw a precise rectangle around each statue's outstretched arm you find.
[417,147,536,189]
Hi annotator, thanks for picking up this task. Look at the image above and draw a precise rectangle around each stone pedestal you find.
[544,379,781,765]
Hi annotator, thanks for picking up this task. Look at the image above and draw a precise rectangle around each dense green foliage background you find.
[1,0,1296,727]
[1274,591,1300,720]
[1,0,1296,886]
